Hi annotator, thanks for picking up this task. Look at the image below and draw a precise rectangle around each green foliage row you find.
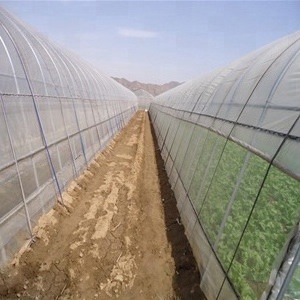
[167,119,300,299]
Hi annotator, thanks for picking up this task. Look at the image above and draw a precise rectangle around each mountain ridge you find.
[112,77,182,96]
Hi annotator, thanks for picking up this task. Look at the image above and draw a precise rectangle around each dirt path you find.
[0,112,204,300]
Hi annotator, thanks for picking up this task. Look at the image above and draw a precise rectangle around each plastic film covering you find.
[0,7,137,267]
[134,88,153,110]
[149,31,300,299]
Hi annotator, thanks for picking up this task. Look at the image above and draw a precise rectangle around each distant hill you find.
[112,77,182,96]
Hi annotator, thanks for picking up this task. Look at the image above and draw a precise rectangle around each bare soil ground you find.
[0,112,205,300]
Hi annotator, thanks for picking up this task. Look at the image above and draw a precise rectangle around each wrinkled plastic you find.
[150,31,300,299]
[0,7,137,267]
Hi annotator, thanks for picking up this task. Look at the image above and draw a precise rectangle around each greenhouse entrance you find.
[0,111,204,300]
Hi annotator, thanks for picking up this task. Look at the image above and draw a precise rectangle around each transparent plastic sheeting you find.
[134,88,153,110]
[0,7,137,266]
[149,31,300,300]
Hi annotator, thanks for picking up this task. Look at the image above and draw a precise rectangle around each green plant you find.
[185,130,300,299]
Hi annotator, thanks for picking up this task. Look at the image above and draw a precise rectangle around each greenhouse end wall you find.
[0,7,137,267]
[134,88,153,110]
[149,32,300,300]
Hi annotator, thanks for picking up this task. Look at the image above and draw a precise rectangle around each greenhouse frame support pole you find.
[71,100,88,167]
[59,99,78,179]
[214,151,251,250]
[83,68,104,152]
[173,113,201,191]
[29,32,79,180]
[2,24,64,205]
[275,237,300,299]
[89,99,102,154]
[91,101,102,153]
[0,95,33,237]
[216,114,300,300]
[168,112,195,185]
[193,135,223,215]
[57,50,89,168]
[159,110,171,148]
[149,108,161,145]
[185,123,211,195]
[31,98,64,205]
[161,114,174,154]
[104,100,114,140]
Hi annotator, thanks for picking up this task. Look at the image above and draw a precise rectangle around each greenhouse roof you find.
[153,31,300,180]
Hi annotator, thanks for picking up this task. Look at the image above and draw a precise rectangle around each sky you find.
[1,1,300,84]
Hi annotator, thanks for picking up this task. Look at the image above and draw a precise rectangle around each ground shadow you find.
[149,119,206,300]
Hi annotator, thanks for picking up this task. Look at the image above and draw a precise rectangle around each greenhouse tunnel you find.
[149,31,300,299]
[0,6,137,268]
[134,88,153,110]
[0,5,300,300]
